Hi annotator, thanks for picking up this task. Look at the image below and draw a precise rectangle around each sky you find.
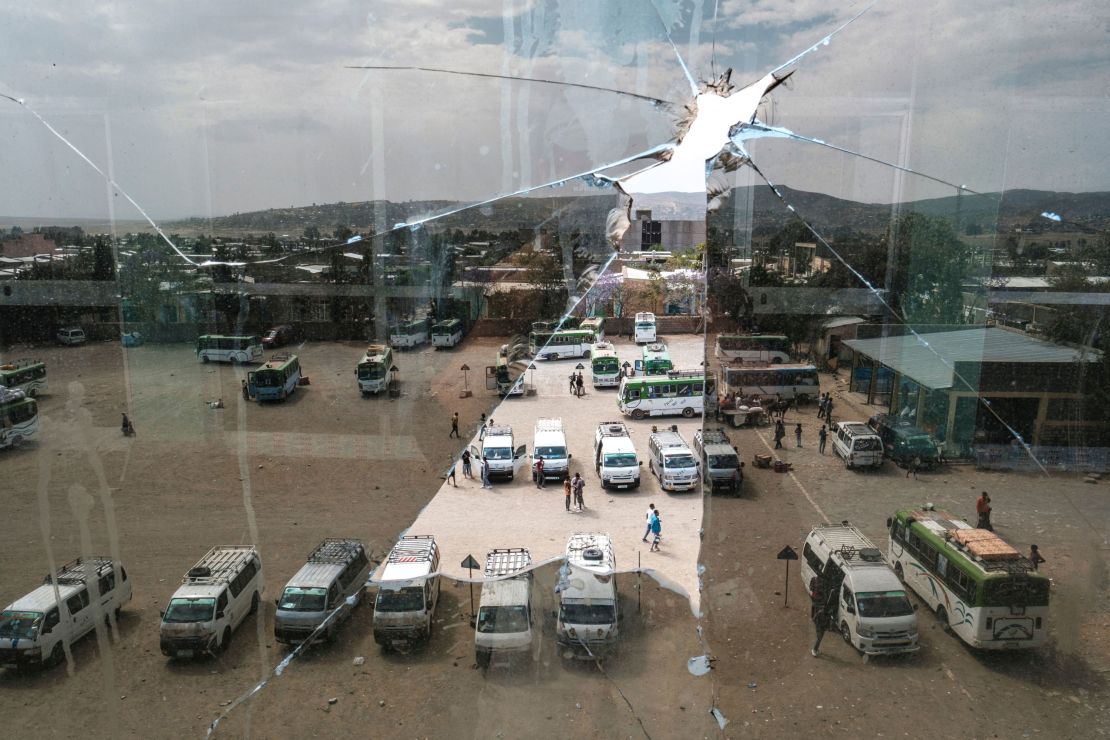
[1,0,1109,221]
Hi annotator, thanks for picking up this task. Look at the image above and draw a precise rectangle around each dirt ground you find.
[0,333,1107,738]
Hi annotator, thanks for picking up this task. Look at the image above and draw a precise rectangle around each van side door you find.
[513,444,528,476]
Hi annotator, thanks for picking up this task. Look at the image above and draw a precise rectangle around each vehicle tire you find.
[115,606,122,619]
[476,651,490,670]
[202,354,210,363]
[894,563,904,582]
[682,407,696,418]
[47,642,64,668]
[840,621,853,645]
[10,435,23,449]
[219,626,232,653]
[936,606,950,633]
[28,389,37,398]
[250,591,260,615]
[631,409,645,421]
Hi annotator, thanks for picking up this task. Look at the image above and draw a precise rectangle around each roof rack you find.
[0,358,42,370]
[535,418,564,433]
[666,369,706,380]
[485,548,531,577]
[700,428,731,445]
[387,535,437,564]
[308,538,364,565]
[597,422,630,438]
[183,546,257,585]
[486,425,513,437]
[269,352,293,363]
[46,556,115,586]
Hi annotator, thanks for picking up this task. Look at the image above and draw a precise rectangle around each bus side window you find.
[936,553,948,578]
[891,522,905,543]
[676,384,691,397]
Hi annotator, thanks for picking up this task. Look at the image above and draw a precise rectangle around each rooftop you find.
[843,327,1099,390]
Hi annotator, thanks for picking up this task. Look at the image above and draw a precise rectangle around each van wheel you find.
[894,563,904,582]
[28,389,37,398]
[202,355,210,363]
[476,651,490,670]
[249,592,260,615]
[840,621,853,645]
[682,407,696,418]
[9,435,23,449]
[219,626,232,652]
[47,642,64,667]
[936,606,951,633]
[631,409,645,420]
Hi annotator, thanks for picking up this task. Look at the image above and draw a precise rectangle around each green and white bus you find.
[618,370,714,420]
[391,318,430,349]
[0,388,38,450]
[431,319,464,349]
[887,506,1050,650]
[635,343,672,375]
[715,334,791,363]
[590,342,621,387]
[196,335,263,364]
[357,344,393,395]
[247,353,302,402]
[580,317,605,343]
[529,329,595,360]
[0,359,47,398]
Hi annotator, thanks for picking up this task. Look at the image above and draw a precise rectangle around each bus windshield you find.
[279,587,327,612]
[855,591,914,618]
[358,363,385,380]
[603,453,637,467]
[593,358,619,372]
[0,610,42,639]
[163,597,216,623]
[376,586,425,612]
[561,603,616,625]
[665,454,696,469]
[476,605,529,634]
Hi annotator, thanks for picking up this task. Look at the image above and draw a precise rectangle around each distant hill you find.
[143,186,1110,238]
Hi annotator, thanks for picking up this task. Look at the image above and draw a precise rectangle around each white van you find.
[800,524,918,656]
[633,312,657,344]
[533,418,571,482]
[647,428,699,492]
[274,539,372,645]
[557,533,619,660]
[475,548,533,669]
[0,557,131,669]
[472,424,527,481]
[832,422,884,470]
[372,535,441,651]
[593,421,641,490]
[159,546,263,658]
[56,327,86,346]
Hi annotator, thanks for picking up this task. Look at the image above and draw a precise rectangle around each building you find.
[843,326,1102,457]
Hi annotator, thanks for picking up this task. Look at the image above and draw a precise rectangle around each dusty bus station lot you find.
[0,333,1107,738]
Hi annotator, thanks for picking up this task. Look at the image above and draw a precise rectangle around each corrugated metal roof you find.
[843,327,1098,390]
[820,316,865,330]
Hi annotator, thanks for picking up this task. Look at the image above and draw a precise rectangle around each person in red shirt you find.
[976,491,993,531]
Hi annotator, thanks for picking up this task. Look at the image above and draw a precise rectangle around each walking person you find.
[478,413,487,439]
[480,456,493,489]
[241,379,250,401]
[569,372,576,394]
[576,372,585,397]
[1029,544,1046,571]
[461,448,473,478]
[450,412,460,438]
[774,419,785,449]
[649,509,662,551]
[976,491,993,531]
[534,457,545,488]
[906,455,921,479]
[818,424,827,454]
[825,398,834,423]
[572,472,586,511]
[795,423,803,448]
[445,458,457,487]
[563,477,572,512]
[642,503,656,542]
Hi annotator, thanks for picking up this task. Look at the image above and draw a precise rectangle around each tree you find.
[92,236,115,280]
[889,213,977,324]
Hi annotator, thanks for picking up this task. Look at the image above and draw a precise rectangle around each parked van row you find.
[470,418,572,483]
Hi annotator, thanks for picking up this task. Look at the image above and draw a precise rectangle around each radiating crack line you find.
[345,65,675,106]
[648,0,699,96]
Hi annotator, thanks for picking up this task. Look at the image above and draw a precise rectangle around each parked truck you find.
[475,548,534,669]
[556,533,619,660]
[372,535,440,651]
[693,427,744,495]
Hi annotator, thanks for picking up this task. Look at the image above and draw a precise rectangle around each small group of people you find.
[642,502,662,551]
[568,371,585,397]
[817,392,834,423]
[445,447,493,489]
[773,420,802,449]
[564,472,586,511]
